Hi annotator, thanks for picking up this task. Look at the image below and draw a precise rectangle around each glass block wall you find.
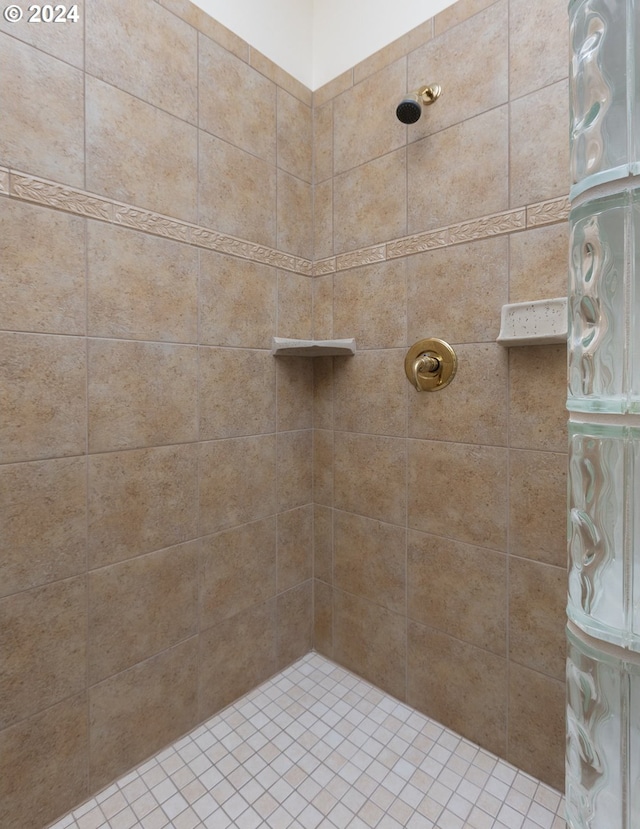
[567,1,640,826]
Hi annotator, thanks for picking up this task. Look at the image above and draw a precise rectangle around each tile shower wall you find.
[0,0,571,826]
[311,0,570,794]
[0,1,314,827]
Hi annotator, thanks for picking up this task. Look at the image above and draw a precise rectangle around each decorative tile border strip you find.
[315,196,568,274]
[2,167,567,278]
[527,196,570,227]
[4,169,312,276]
[0,167,9,195]
[335,244,386,272]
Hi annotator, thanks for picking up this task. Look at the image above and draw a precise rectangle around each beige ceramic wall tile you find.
[333,349,407,437]
[0,35,84,186]
[408,106,508,234]
[87,0,197,123]
[313,179,334,261]
[334,432,406,525]
[333,590,406,700]
[508,344,567,452]
[313,358,334,430]
[408,531,507,655]
[249,48,311,107]
[408,1,508,139]
[313,101,333,183]
[0,333,86,463]
[199,435,277,535]
[86,76,198,222]
[89,542,199,683]
[200,517,277,629]
[510,80,569,208]
[313,579,333,656]
[333,260,407,349]
[198,600,277,720]
[333,60,407,174]
[88,444,199,568]
[88,340,198,452]
[407,622,508,758]
[0,457,86,597]
[407,233,508,346]
[199,132,276,247]
[87,222,198,343]
[313,69,353,109]
[276,357,314,432]
[277,272,313,339]
[404,19,435,55]
[0,694,88,829]
[0,577,86,728]
[156,0,249,62]
[509,557,567,681]
[509,223,570,303]
[199,252,277,348]
[277,581,313,669]
[277,506,313,591]
[509,0,569,100]
[313,429,334,507]
[278,430,313,511]
[0,200,85,335]
[333,149,407,252]
[0,0,84,68]
[89,639,198,791]
[199,347,275,439]
[334,510,406,614]
[278,89,312,182]
[408,344,508,446]
[434,0,498,34]
[199,34,276,163]
[277,171,313,259]
[508,663,565,790]
[312,276,334,341]
[408,440,508,550]
[509,449,567,567]
[313,505,333,584]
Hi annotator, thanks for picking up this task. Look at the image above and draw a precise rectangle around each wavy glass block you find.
[568,422,640,650]
[569,0,631,198]
[630,190,640,412]
[568,193,626,413]
[566,624,640,829]
[568,423,626,641]
[566,625,624,829]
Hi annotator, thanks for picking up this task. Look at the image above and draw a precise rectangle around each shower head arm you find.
[416,84,442,105]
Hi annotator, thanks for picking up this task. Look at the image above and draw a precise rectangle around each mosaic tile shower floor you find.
[50,653,566,829]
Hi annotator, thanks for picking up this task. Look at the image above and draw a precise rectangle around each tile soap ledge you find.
[497,297,567,346]
[272,337,356,356]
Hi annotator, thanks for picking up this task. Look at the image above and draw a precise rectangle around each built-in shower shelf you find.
[271,337,356,356]
[497,298,567,346]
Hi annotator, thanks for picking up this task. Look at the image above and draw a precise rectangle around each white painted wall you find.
[190,0,457,90]
[312,0,457,88]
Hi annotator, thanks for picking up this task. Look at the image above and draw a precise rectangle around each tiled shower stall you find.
[0,0,571,827]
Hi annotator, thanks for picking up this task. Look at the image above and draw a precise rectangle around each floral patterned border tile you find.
[0,167,9,195]
[313,257,337,276]
[386,227,449,258]
[448,208,526,244]
[335,244,386,272]
[5,166,570,279]
[10,172,114,221]
[526,196,570,227]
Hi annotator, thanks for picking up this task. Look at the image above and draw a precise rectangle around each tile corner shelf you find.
[496,297,567,346]
[271,337,356,356]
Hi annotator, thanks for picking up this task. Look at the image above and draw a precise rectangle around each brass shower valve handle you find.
[405,338,457,392]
